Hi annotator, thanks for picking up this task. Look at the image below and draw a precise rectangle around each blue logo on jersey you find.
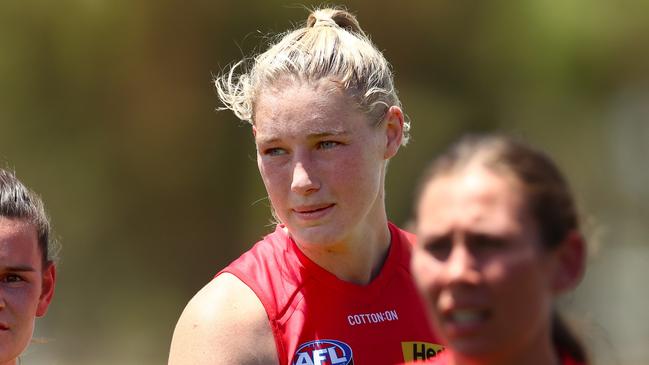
[292,339,354,365]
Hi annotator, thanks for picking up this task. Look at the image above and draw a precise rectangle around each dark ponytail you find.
[553,313,588,363]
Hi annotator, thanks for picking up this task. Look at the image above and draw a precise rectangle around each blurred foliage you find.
[1,1,648,364]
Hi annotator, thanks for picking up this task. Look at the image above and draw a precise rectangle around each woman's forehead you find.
[417,167,530,232]
[0,217,36,233]
[254,86,368,137]
[0,218,40,264]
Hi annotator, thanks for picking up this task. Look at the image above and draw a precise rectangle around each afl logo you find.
[292,339,354,365]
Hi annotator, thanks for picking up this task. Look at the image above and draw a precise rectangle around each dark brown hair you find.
[415,133,587,363]
[0,168,55,265]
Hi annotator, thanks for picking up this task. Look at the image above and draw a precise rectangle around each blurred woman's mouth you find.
[439,307,491,337]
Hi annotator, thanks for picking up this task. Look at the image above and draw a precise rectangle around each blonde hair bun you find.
[306,8,364,35]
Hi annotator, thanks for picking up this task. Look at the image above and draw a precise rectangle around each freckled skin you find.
[412,166,558,365]
[0,218,55,365]
[253,80,394,270]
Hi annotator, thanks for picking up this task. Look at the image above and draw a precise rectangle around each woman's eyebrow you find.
[307,130,348,139]
[1,265,36,272]
[419,233,451,247]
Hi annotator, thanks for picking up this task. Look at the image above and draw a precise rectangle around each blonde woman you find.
[169,7,442,365]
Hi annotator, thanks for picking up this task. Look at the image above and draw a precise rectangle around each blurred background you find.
[1,1,648,364]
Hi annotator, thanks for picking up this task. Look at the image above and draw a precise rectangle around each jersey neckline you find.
[276,221,406,303]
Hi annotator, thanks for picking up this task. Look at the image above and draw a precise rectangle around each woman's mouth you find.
[439,308,491,336]
[292,203,335,220]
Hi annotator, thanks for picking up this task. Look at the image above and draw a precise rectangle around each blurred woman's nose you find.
[444,242,481,286]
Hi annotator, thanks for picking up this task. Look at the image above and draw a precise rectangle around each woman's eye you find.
[264,147,287,156]
[318,141,339,150]
[423,238,452,261]
[468,234,509,255]
[3,274,24,283]
[476,235,507,248]
[428,246,451,261]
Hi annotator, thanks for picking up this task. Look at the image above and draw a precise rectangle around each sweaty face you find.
[412,166,556,360]
[0,218,55,364]
[253,80,388,248]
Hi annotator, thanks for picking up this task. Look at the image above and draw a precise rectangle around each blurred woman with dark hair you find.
[410,134,588,365]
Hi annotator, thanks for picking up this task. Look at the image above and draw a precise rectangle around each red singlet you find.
[219,222,443,365]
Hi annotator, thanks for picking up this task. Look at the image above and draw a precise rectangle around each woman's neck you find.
[295,211,391,285]
[449,330,560,365]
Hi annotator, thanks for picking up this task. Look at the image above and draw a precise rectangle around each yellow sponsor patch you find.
[401,342,444,361]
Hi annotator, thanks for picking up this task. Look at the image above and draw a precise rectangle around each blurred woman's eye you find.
[468,234,509,255]
[423,237,452,261]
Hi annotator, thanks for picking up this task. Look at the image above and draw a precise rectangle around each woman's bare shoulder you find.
[168,273,277,365]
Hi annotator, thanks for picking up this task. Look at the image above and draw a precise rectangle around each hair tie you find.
[313,16,337,28]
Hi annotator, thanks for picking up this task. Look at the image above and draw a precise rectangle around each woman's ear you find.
[383,106,404,160]
[551,231,586,294]
[36,263,56,317]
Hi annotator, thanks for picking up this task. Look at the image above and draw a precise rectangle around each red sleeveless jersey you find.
[219,222,443,365]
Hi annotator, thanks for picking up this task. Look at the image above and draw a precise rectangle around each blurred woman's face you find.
[0,218,55,365]
[412,166,557,360]
[253,79,395,248]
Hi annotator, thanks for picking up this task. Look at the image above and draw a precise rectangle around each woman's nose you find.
[444,244,481,286]
[291,158,320,195]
